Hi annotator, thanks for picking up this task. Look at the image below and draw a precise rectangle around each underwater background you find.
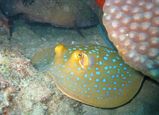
[0,0,159,115]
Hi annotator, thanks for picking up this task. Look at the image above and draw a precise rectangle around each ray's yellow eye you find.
[71,50,89,69]
[71,50,83,61]
[78,53,83,59]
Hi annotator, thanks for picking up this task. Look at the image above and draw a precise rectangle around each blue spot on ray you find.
[113,88,117,90]
[88,67,91,70]
[96,71,100,75]
[83,84,87,87]
[106,71,110,74]
[84,74,88,78]
[102,87,106,90]
[112,59,116,63]
[119,63,123,66]
[89,51,92,54]
[76,77,80,80]
[104,66,108,70]
[113,66,117,69]
[96,78,100,82]
[109,66,112,69]
[78,67,81,71]
[91,50,96,53]
[111,75,115,79]
[99,61,103,65]
[94,84,98,88]
[102,78,106,82]
[108,88,112,90]
[113,81,117,84]
[90,73,94,77]
[124,67,127,71]
[103,56,108,60]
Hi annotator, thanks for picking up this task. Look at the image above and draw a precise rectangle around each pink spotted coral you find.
[103,0,159,81]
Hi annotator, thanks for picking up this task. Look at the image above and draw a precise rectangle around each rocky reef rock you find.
[0,0,99,28]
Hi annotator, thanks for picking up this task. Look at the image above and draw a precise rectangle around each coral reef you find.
[103,0,159,81]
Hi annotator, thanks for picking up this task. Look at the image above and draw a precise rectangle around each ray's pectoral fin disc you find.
[31,47,54,71]
[48,44,144,108]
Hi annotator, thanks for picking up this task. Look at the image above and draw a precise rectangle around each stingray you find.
[31,43,144,108]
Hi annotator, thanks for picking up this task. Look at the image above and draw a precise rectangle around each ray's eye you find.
[78,53,83,58]
[72,50,84,61]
